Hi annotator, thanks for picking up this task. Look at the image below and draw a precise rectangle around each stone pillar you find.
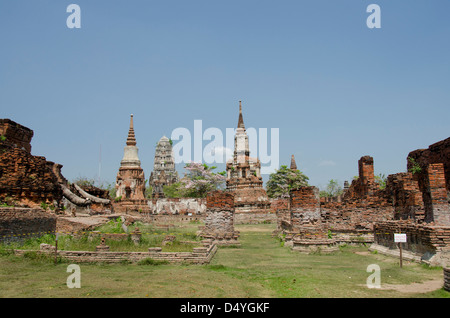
[424,163,449,225]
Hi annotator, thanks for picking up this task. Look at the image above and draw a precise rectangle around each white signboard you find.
[394,233,407,243]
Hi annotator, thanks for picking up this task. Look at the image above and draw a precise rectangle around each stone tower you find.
[226,101,272,223]
[226,101,263,189]
[290,155,298,170]
[149,135,179,198]
[115,115,148,212]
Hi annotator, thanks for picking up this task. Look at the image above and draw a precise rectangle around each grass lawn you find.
[0,223,448,298]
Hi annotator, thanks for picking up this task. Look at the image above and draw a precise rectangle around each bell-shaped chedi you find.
[115,115,148,213]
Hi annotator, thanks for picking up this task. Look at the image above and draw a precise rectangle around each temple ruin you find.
[0,113,449,268]
[114,114,149,213]
[226,101,273,224]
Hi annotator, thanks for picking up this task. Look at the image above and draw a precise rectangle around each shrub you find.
[137,258,169,266]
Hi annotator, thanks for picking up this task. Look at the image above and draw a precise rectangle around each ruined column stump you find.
[200,191,240,246]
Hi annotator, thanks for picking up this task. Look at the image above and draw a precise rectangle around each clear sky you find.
[1,1,449,190]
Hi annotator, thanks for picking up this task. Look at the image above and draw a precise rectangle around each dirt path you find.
[380,278,444,293]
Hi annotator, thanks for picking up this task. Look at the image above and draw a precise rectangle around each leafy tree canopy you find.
[266,165,309,198]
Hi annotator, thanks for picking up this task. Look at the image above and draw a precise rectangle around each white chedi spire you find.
[120,114,141,167]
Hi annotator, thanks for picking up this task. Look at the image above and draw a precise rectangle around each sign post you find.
[54,232,59,265]
[394,233,407,268]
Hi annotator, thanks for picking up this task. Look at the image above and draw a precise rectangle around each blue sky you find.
[1,1,449,190]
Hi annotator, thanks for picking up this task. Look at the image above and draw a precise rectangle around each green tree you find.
[266,165,309,198]
[163,182,183,198]
[180,162,226,198]
[374,173,387,190]
[407,157,422,175]
[320,179,343,198]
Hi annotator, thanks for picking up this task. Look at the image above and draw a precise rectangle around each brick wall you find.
[290,187,321,227]
[408,137,450,193]
[372,220,450,266]
[0,119,34,153]
[206,191,234,211]
[0,148,62,206]
[424,163,450,225]
[14,241,218,264]
[201,191,239,245]
[204,191,235,233]
[385,172,425,222]
[0,207,56,242]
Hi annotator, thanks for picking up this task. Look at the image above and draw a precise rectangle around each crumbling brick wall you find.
[407,137,450,193]
[385,172,425,222]
[200,191,239,244]
[321,156,394,232]
[0,119,33,153]
[290,187,321,228]
[423,163,450,225]
[0,147,62,206]
[0,119,63,207]
[203,191,235,234]
[0,207,57,242]
[373,220,450,266]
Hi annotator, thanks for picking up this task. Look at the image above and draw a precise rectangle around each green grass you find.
[0,223,448,298]
[0,220,202,253]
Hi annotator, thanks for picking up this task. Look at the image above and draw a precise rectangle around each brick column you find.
[201,191,240,245]
[424,163,449,225]
[204,191,235,234]
[290,187,321,227]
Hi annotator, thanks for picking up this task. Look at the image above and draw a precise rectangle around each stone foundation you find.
[14,240,217,264]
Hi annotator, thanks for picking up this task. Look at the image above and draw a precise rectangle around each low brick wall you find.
[14,242,217,264]
[370,220,450,266]
[0,207,56,242]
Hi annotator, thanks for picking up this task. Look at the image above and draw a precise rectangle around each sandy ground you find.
[380,278,444,293]
[355,251,444,293]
